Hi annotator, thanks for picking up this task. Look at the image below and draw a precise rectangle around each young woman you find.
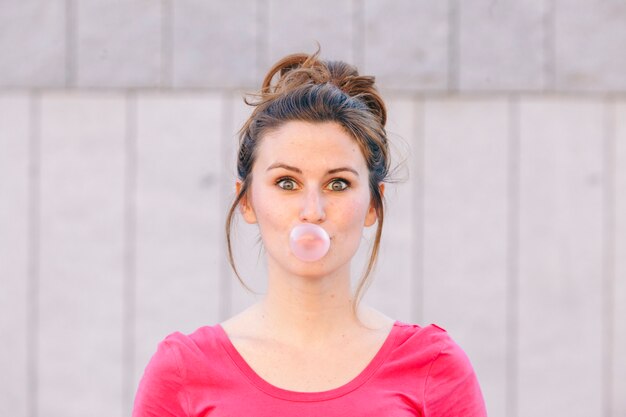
[132,51,487,416]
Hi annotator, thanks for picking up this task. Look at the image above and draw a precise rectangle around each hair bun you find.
[261,52,327,93]
[329,65,387,127]
[259,51,387,127]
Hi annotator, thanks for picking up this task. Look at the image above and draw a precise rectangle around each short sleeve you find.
[132,336,190,417]
[423,331,487,417]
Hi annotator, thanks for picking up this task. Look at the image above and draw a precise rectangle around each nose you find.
[299,188,326,223]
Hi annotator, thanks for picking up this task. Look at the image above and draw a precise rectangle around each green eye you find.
[277,178,297,190]
[328,179,349,191]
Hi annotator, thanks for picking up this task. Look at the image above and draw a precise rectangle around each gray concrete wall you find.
[0,1,625,417]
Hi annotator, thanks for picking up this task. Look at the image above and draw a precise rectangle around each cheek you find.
[251,188,287,228]
[344,200,369,224]
[330,200,370,260]
[248,189,296,256]
[334,194,372,235]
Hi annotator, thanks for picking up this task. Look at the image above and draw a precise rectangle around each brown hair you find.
[225,50,390,312]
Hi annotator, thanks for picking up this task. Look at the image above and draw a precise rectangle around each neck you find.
[255,257,361,347]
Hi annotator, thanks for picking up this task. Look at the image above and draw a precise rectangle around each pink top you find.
[132,321,487,416]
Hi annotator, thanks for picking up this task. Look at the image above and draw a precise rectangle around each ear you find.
[236,180,257,224]
[364,183,385,227]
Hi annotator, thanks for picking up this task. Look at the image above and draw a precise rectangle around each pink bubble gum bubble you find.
[289,223,330,262]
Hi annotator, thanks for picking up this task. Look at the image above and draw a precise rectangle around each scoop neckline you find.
[215,320,401,402]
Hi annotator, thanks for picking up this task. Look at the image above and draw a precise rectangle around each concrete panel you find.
[363,0,449,91]
[0,93,30,417]
[0,0,65,87]
[268,0,354,64]
[518,98,604,417]
[38,93,126,417]
[459,0,546,91]
[222,91,267,318]
[555,0,626,91]
[133,93,223,388]
[361,95,419,324]
[613,100,626,417]
[173,0,258,88]
[422,98,509,417]
[76,0,162,87]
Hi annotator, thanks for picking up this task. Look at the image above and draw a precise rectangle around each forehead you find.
[254,121,368,171]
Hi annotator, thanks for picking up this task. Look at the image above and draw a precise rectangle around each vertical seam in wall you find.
[161,0,173,88]
[257,0,269,86]
[448,0,460,92]
[506,95,520,417]
[65,0,77,87]
[414,95,425,324]
[352,0,365,70]
[27,92,41,417]
[219,92,234,321]
[602,97,615,417]
[122,92,137,415]
[544,0,556,91]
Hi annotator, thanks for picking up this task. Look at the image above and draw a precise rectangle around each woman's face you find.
[237,120,381,278]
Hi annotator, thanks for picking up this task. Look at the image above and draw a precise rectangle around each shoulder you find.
[393,322,487,417]
[392,322,478,379]
[133,326,222,417]
[392,322,459,358]
[164,324,223,356]
[163,325,222,350]
[145,325,224,377]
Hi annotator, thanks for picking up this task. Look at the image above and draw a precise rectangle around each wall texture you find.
[0,1,625,417]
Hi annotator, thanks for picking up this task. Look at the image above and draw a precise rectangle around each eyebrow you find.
[266,162,359,177]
